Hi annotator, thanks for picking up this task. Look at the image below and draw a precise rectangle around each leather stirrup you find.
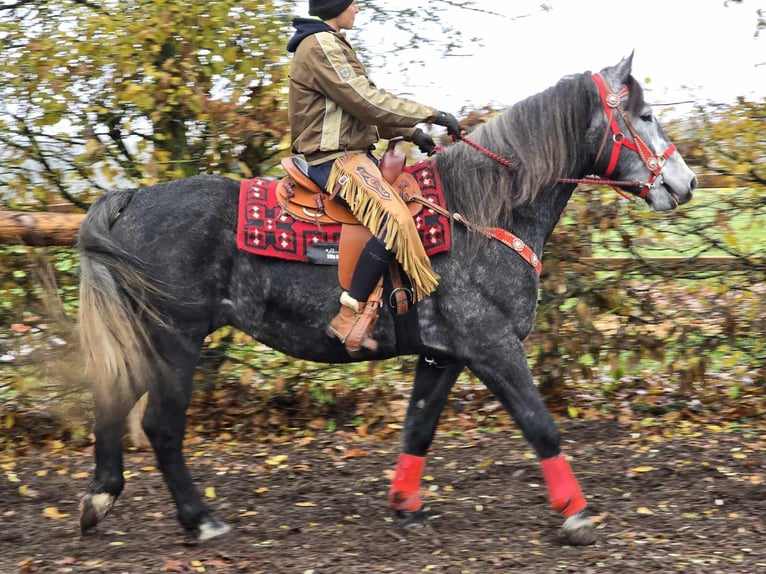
[345,281,383,357]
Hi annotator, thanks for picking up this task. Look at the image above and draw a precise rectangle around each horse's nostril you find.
[690,175,698,191]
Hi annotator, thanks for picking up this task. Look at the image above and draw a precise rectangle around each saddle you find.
[276,141,423,224]
[276,140,427,313]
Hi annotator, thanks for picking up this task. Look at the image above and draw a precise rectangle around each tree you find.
[681,98,766,188]
[0,0,542,210]
[0,0,292,209]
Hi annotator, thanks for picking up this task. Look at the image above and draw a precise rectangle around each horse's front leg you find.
[468,339,597,545]
[389,355,463,526]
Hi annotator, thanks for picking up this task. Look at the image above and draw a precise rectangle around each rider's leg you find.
[327,235,392,352]
[309,157,392,354]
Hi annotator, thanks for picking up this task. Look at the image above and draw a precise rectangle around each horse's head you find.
[590,53,696,211]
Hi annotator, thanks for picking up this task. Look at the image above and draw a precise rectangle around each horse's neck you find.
[511,183,578,254]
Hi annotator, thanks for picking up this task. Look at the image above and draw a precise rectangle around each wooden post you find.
[0,211,85,246]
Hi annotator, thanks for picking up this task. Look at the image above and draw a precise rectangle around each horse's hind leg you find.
[141,327,230,540]
[468,340,597,545]
[389,356,463,525]
[80,387,140,533]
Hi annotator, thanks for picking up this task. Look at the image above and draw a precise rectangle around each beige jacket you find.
[287,19,439,165]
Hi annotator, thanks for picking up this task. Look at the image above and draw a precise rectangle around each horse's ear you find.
[612,52,634,83]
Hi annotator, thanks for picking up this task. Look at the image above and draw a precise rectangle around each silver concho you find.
[606,93,621,108]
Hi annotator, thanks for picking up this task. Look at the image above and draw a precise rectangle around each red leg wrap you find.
[540,455,587,517]
[388,453,426,511]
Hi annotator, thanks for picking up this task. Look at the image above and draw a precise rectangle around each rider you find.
[287,0,462,355]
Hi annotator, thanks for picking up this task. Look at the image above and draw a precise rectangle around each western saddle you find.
[276,140,428,317]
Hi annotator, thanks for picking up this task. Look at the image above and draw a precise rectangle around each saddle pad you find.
[236,160,451,263]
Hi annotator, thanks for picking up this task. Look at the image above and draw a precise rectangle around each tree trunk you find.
[0,211,85,246]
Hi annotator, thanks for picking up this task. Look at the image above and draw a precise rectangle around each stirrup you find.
[327,291,380,357]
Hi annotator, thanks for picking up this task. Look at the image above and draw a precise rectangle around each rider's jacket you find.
[287,18,438,165]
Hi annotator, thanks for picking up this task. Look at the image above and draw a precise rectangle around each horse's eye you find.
[640,112,653,122]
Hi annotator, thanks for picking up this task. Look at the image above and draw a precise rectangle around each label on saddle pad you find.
[306,242,340,265]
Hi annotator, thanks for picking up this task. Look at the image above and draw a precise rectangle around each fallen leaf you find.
[43,507,70,519]
[342,447,369,459]
[265,454,288,466]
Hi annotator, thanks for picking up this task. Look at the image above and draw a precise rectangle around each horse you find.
[76,54,696,546]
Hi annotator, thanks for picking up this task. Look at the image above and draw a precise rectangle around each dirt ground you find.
[1,418,764,574]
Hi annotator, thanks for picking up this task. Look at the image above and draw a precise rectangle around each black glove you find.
[411,128,436,155]
[433,111,462,140]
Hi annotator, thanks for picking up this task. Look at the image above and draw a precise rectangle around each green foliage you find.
[530,98,766,403]
[0,246,80,325]
[0,0,292,208]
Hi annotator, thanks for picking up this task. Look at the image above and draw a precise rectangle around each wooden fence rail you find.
[1,206,763,274]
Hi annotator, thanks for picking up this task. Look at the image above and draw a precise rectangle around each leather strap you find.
[280,157,324,194]
[388,261,411,315]
[345,281,383,357]
[409,197,542,276]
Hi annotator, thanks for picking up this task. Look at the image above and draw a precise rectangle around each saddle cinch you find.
[276,140,428,314]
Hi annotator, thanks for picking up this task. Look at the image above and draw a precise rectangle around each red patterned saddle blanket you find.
[236,160,451,263]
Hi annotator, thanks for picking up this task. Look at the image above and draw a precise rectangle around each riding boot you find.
[326,291,379,355]
[327,237,392,356]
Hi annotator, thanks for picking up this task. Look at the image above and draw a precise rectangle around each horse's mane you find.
[435,70,638,230]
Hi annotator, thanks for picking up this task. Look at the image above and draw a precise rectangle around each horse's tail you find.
[77,190,163,411]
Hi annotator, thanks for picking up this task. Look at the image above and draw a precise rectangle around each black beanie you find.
[309,0,353,20]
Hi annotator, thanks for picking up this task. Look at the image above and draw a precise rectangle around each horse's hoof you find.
[198,517,231,541]
[395,508,428,529]
[559,510,598,545]
[79,493,115,535]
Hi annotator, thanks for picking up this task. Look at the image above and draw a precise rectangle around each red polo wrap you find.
[388,453,426,511]
[540,455,586,517]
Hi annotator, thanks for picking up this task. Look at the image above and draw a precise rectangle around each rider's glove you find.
[411,128,437,155]
[433,111,462,140]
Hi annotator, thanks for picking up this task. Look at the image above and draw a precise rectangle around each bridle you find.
[453,73,677,200]
[428,72,678,276]
[588,73,676,199]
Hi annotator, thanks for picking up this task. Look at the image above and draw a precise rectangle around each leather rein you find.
[430,72,676,275]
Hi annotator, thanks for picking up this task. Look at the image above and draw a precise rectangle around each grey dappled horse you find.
[77,55,695,545]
